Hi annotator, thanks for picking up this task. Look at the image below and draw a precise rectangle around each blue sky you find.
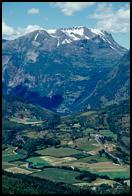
[2,2,130,49]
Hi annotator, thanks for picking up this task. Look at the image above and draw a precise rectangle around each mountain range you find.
[2,26,129,113]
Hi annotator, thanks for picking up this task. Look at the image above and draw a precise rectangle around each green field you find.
[2,146,16,155]
[2,154,25,162]
[26,157,50,167]
[70,137,100,153]
[97,170,130,179]
[31,168,81,184]
[2,147,26,162]
[36,147,81,157]
[85,128,96,133]
[99,129,117,140]
[21,130,48,139]
[79,155,111,163]
[61,158,130,180]
[78,144,98,151]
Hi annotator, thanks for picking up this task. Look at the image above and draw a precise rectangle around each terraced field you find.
[2,145,130,182]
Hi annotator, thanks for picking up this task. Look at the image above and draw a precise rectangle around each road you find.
[93,134,122,165]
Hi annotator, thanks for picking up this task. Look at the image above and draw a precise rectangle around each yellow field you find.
[10,117,42,125]
[4,166,32,175]
[60,160,129,174]
[74,178,116,187]
[88,147,103,155]
[80,111,96,116]
[104,144,116,152]
[41,156,77,166]
[91,178,116,186]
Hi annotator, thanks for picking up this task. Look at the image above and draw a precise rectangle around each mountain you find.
[71,50,130,111]
[2,26,127,53]
[2,95,56,122]
[46,26,126,55]
[2,26,128,113]
[2,39,8,43]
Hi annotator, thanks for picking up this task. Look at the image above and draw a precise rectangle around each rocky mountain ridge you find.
[2,26,129,113]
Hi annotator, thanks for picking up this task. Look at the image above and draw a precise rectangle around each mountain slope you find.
[72,50,130,111]
[2,95,55,122]
[2,26,128,113]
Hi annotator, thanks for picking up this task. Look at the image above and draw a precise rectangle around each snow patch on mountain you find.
[61,27,84,38]
[45,26,113,47]
[34,33,39,41]
[62,39,71,44]
[90,28,105,36]
[47,29,56,34]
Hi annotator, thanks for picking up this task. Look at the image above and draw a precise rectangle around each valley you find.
[2,22,130,194]
[2,96,130,194]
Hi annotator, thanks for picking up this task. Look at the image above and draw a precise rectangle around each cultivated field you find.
[4,166,32,175]
[74,178,116,187]
[2,132,130,190]
[78,154,111,163]
[31,168,81,184]
[10,117,42,125]
[36,147,81,157]
[2,147,26,162]
[59,159,130,179]
[96,170,130,179]
[99,129,117,140]
[26,157,50,167]
[21,130,48,139]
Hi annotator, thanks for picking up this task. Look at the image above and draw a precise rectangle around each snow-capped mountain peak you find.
[90,28,105,36]
[44,27,126,55]
[46,29,56,34]
[3,26,126,56]
[45,26,110,46]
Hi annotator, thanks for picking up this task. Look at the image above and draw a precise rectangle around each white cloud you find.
[51,2,95,16]
[91,3,130,33]
[17,25,43,35]
[2,21,15,36]
[28,8,39,14]
[96,2,112,12]
[2,21,43,40]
